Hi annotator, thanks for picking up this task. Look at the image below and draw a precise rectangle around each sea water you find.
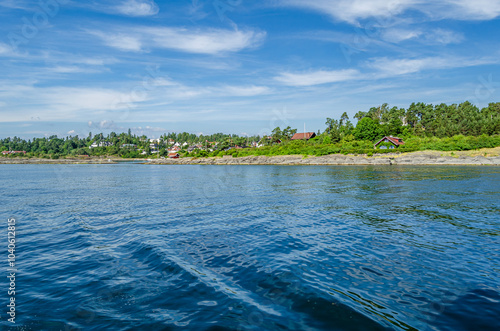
[0,164,499,330]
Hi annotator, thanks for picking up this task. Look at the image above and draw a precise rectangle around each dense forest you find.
[1,101,500,159]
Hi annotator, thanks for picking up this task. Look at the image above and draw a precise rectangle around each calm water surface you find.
[0,165,499,330]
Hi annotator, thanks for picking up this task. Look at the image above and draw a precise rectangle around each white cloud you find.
[142,27,266,54]
[50,66,102,74]
[0,84,145,122]
[424,28,464,45]
[279,0,500,23]
[217,85,271,97]
[381,29,421,43]
[90,27,266,54]
[275,69,360,86]
[273,54,499,89]
[367,56,499,76]
[0,0,29,10]
[151,78,177,87]
[381,28,464,45]
[99,120,115,129]
[279,0,416,24]
[0,43,14,56]
[368,57,438,75]
[7,82,254,123]
[0,43,9,53]
[67,130,76,135]
[90,31,143,52]
[425,0,500,20]
[115,0,159,17]
[42,87,144,113]
[74,57,118,66]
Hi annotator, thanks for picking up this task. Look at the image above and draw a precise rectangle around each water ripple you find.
[1,165,499,330]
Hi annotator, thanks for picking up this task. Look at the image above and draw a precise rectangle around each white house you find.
[90,141,113,149]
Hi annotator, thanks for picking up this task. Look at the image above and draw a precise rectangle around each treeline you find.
[194,101,500,158]
[2,101,500,158]
[0,129,260,158]
[323,101,500,143]
[215,135,500,158]
[163,132,259,144]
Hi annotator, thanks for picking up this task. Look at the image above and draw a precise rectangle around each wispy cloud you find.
[114,0,159,17]
[216,85,271,97]
[278,0,416,24]
[0,0,30,10]
[49,66,104,74]
[90,26,266,54]
[274,54,499,88]
[0,79,273,123]
[0,42,15,57]
[90,31,143,52]
[381,29,421,43]
[278,0,500,24]
[424,0,500,21]
[143,27,266,54]
[275,69,360,86]
[0,84,142,122]
[0,43,10,54]
[424,28,464,45]
[367,56,499,76]
[381,28,464,45]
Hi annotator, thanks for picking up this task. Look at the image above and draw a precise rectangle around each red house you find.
[291,132,316,140]
[168,152,180,159]
[374,136,405,149]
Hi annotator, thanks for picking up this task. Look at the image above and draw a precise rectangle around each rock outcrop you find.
[147,152,500,166]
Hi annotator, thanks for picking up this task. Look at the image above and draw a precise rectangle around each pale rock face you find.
[145,153,500,166]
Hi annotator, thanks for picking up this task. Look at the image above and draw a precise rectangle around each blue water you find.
[1,165,499,330]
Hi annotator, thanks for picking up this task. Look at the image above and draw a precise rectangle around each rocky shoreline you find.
[2,149,500,165]
[147,151,500,166]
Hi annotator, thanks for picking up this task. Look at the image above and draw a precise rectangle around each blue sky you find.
[1,0,500,139]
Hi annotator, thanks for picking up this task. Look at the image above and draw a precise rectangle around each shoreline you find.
[2,148,500,165]
[148,150,500,166]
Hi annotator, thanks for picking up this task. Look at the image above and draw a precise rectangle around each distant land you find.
[2,102,500,162]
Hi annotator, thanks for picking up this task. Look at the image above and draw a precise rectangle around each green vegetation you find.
[205,101,500,157]
[2,101,500,159]
[210,134,500,158]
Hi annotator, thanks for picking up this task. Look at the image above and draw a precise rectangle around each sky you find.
[1,0,500,139]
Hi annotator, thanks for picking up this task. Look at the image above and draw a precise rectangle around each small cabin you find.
[291,132,316,140]
[168,152,180,159]
[374,136,405,149]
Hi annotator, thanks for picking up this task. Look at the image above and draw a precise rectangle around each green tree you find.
[282,126,297,140]
[325,118,341,142]
[354,111,367,121]
[354,117,383,141]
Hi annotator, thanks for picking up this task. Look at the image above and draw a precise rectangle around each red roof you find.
[374,136,405,147]
[168,152,180,159]
[291,132,316,140]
